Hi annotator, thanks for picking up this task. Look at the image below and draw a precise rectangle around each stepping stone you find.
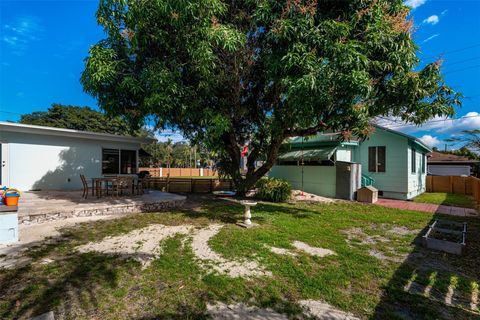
[31,311,54,320]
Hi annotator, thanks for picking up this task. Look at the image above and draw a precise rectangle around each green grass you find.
[1,198,479,319]
[414,192,477,208]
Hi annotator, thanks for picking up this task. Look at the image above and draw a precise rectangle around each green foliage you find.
[20,104,142,136]
[82,0,461,193]
[256,177,292,202]
[140,140,216,168]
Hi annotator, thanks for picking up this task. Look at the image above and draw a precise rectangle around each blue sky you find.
[0,0,479,147]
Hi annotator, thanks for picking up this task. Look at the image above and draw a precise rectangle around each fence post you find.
[166,173,170,193]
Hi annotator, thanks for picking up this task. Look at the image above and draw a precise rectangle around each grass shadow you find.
[372,213,480,319]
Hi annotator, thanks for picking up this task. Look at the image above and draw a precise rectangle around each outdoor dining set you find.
[80,174,150,199]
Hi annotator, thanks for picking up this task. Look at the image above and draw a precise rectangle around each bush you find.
[256,177,292,202]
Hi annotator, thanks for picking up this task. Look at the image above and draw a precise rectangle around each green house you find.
[269,125,431,200]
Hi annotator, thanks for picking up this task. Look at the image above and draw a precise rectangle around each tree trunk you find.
[230,135,284,196]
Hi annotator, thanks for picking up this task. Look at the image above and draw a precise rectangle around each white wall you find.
[407,147,428,199]
[1,131,140,191]
[335,147,352,162]
[428,165,471,176]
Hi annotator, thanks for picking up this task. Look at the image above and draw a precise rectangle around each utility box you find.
[0,206,18,245]
[357,186,378,203]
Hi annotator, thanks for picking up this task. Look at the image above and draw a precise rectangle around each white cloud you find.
[422,34,439,43]
[423,15,439,25]
[405,0,427,9]
[419,135,441,147]
[441,9,448,16]
[2,16,43,55]
[153,129,186,143]
[375,112,480,137]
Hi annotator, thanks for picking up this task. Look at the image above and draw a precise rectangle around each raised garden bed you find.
[422,220,466,255]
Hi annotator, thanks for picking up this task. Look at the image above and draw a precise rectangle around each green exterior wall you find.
[270,127,429,200]
[357,127,428,200]
[269,165,336,198]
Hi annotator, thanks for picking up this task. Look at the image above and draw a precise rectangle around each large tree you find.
[20,103,136,136]
[82,0,460,194]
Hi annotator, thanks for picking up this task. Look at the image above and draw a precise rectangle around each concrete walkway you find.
[375,198,478,217]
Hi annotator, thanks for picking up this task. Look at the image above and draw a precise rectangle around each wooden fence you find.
[139,167,218,177]
[147,177,233,193]
[426,176,480,205]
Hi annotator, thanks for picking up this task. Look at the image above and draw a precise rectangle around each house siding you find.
[407,145,428,199]
[357,128,409,199]
[269,165,336,197]
[0,131,140,191]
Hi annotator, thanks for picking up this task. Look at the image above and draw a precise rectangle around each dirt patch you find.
[387,226,420,236]
[191,224,271,278]
[207,302,288,320]
[268,246,297,256]
[292,241,335,257]
[77,224,193,267]
[0,215,122,269]
[291,190,336,203]
[342,227,390,246]
[300,299,360,320]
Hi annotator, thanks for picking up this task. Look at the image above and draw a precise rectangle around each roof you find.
[427,151,479,164]
[372,124,431,153]
[0,121,156,144]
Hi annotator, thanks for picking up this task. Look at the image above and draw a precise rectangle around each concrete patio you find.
[17,190,186,224]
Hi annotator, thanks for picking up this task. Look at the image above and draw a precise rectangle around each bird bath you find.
[237,200,257,228]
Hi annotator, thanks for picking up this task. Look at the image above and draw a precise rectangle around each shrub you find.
[256,177,292,202]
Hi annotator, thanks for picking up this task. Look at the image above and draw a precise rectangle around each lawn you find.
[414,192,477,209]
[0,197,479,319]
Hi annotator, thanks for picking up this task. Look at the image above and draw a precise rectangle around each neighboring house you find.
[270,125,431,200]
[0,122,155,191]
[427,151,478,176]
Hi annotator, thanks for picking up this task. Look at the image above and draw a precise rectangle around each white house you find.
[0,122,155,191]
[270,125,431,200]
[427,151,478,176]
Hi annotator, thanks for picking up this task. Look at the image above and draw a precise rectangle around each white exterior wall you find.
[335,147,352,162]
[1,131,140,191]
[428,165,472,176]
[407,147,428,199]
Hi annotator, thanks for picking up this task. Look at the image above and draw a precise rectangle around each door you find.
[0,143,9,187]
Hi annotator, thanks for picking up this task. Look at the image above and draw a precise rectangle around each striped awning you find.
[278,147,337,161]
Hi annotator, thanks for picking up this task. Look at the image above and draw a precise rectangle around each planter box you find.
[422,220,466,255]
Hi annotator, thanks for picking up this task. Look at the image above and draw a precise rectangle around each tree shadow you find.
[0,252,128,319]
[372,213,480,319]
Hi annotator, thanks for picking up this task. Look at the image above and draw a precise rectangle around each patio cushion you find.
[278,147,337,161]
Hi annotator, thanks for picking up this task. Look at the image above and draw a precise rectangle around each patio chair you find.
[111,176,133,197]
[80,174,90,199]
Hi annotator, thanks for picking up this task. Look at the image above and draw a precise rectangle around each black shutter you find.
[368,147,376,172]
[377,146,386,172]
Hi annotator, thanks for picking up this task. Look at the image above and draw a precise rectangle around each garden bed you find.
[422,219,467,255]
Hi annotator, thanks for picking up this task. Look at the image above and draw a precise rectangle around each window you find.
[421,154,426,173]
[411,148,416,173]
[102,148,137,175]
[102,149,120,174]
[121,150,137,174]
[368,146,386,172]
